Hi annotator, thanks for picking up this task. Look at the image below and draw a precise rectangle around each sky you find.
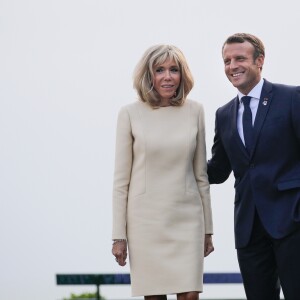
[0,0,299,299]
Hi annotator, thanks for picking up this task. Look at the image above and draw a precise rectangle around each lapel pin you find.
[262,97,268,106]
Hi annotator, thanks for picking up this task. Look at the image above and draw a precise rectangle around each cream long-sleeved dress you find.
[112,100,213,296]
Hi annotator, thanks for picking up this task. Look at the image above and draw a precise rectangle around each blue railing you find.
[56,273,243,285]
[56,273,243,300]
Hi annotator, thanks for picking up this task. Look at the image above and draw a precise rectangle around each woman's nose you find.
[164,70,171,79]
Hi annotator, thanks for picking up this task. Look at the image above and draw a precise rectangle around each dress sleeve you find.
[207,108,232,183]
[112,107,133,239]
[193,104,214,234]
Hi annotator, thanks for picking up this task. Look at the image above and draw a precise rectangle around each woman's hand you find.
[204,234,214,257]
[112,240,127,266]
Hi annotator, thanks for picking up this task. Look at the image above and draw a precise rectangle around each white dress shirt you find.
[237,78,264,145]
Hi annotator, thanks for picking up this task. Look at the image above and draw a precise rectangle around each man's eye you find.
[224,60,230,65]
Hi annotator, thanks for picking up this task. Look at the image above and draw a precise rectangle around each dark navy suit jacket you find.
[208,79,300,248]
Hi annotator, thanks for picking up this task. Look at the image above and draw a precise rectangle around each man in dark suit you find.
[208,33,300,300]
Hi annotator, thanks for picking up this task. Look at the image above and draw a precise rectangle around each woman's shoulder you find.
[123,100,148,109]
[186,99,204,112]
[120,100,139,109]
[119,100,143,113]
[118,101,149,120]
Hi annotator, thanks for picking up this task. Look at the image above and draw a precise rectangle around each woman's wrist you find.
[112,239,127,245]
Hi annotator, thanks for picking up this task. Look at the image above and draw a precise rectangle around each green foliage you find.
[63,291,105,300]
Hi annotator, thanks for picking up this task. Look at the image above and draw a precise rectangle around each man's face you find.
[222,41,264,95]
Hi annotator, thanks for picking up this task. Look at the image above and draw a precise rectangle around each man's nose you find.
[229,60,238,69]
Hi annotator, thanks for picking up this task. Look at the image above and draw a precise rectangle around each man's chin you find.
[229,78,242,88]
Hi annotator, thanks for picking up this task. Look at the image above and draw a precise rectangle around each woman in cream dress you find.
[112,45,214,300]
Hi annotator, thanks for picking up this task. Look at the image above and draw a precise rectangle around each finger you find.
[115,253,127,265]
[119,260,127,266]
[205,246,214,257]
[117,257,127,266]
[113,248,125,258]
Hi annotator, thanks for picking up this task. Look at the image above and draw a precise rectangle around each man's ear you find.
[256,55,265,69]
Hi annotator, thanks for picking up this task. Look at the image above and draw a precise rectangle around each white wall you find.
[0,0,299,299]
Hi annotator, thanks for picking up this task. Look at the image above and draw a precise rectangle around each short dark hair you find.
[222,33,265,60]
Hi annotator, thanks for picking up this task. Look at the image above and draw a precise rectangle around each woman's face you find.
[152,58,181,105]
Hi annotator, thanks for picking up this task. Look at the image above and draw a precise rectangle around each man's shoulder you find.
[264,79,299,93]
[217,97,237,114]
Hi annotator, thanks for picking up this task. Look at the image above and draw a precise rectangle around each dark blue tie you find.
[242,96,254,153]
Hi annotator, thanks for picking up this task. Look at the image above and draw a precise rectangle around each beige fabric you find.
[112,100,213,296]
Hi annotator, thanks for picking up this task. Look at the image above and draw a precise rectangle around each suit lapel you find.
[252,79,273,156]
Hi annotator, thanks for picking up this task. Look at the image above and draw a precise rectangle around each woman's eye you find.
[171,68,179,73]
[155,68,164,73]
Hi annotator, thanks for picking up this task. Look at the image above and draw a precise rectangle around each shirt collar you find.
[238,78,264,103]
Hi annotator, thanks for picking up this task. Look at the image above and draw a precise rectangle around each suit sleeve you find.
[194,104,213,234]
[112,107,133,239]
[207,108,232,184]
[292,86,300,143]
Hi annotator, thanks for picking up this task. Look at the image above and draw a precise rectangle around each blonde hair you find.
[133,44,194,107]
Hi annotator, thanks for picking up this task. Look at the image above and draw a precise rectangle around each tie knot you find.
[242,96,251,107]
